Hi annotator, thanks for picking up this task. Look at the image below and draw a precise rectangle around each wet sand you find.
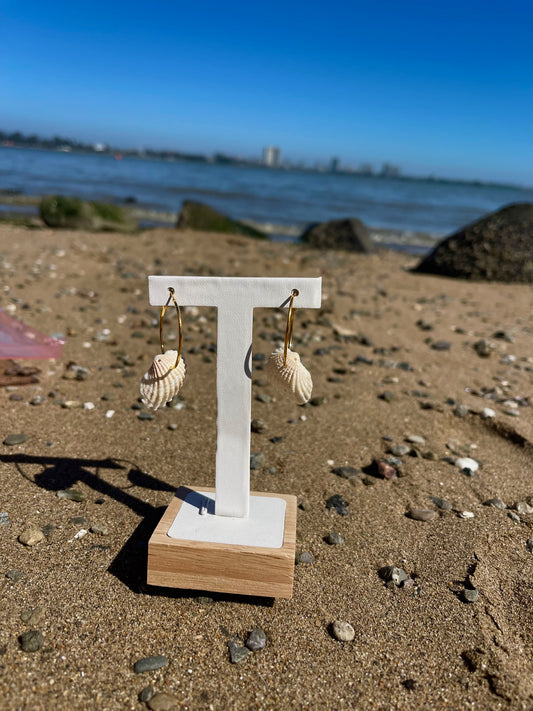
[1,224,532,710]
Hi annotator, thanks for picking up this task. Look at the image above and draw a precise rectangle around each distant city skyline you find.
[2,1,532,185]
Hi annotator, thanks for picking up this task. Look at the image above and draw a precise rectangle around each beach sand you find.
[1,224,532,710]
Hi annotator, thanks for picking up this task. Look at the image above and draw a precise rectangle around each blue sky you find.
[1,0,532,184]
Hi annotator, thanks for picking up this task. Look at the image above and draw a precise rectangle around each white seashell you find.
[265,347,312,404]
[140,350,186,410]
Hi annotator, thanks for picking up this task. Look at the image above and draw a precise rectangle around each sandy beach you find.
[1,223,533,710]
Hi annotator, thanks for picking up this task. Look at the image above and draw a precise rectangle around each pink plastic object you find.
[0,309,64,359]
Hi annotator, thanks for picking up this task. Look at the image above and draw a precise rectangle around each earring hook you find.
[283,288,299,366]
[159,287,182,369]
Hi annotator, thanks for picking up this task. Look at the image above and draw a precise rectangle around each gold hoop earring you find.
[265,289,313,404]
[140,287,187,410]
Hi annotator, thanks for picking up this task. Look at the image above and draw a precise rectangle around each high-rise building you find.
[330,157,340,172]
[262,146,281,167]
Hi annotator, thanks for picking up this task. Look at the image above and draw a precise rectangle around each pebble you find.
[3,433,28,446]
[70,516,87,526]
[19,528,44,546]
[454,404,470,418]
[30,395,45,405]
[526,539,533,553]
[389,444,410,456]
[504,409,520,417]
[431,340,451,351]
[331,466,361,481]
[473,339,493,357]
[256,393,272,404]
[61,400,83,409]
[325,531,344,545]
[245,628,267,651]
[463,588,479,603]
[167,423,178,431]
[41,523,55,537]
[431,496,452,511]
[133,655,168,674]
[251,418,267,434]
[250,452,266,470]
[228,638,249,664]
[147,693,178,711]
[138,686,155,703]
[138,411,155,421]
[269,436,282,444]
[9,393,23,401]
[379,565,408,586]
[90,524,108,535]
[406,434,425,445]
[514,502,533,515]
[326,494,349,516]
[105,410,115,419]
[407,509,436,522]
[454,457,479,474]
[481,407,496,419]
[380,391,395,402]
[296,551,314,564]
[458,511,475,519]
[375,460,397,479]
[57,488,86,502]
[309,396,324,406]
[484,500,508,515]
[331,620,355,642]
[20,606,44,626]
[6,569,23,582]
[508,511,521,523]
[19,629,43,652]
[0,512,10,525]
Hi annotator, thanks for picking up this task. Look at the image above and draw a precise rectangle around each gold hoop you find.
[283,288,299,365]
[159,287,182,369]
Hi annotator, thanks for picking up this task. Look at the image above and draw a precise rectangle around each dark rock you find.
[40,195,136,232]
[19,629,43,652]
[300,218,375,253]
[176,200,266,238]
[251,418,267,434]
[139,687,155,703]
[3,433,28,446]
[133,655,168,674]
[325,531,344,545]
[296,551,314,564]
[245,629,266,651]
[526,539,533,553]
[473,339,494,357]
[6,569,23,582]
[378,565,408,586]
[138,411,155,420]
[70,516,87,526]
[309,396,325,406]
[326,494,349,516]
[431,496,452,511]
[250,452,266,470]
[431,340,451,351]
[483,498,507,510]
[379,391,395,402]
[413,203,533,283]
[228,638,249,663]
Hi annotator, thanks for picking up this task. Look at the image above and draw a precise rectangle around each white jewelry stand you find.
[146,276,321,598]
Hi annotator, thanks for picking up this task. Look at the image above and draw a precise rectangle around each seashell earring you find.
[265,288,313,405]
[140,287,186,410]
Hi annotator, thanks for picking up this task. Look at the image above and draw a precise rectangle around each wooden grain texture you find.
[147,487,297,598]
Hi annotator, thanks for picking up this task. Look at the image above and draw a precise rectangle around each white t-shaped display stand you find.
[147,275,322,598]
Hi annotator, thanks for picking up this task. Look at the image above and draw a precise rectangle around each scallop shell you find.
[265,347,313,404]
[140,350,186,410]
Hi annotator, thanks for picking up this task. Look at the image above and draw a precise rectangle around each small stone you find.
[525,539,533,553]
[0,512,10,525]
[325,531,344,545]
[138,411,155,420]
[405,434,426,445]
[90,524,108,535]
[19,629,43,652]
[245,628,266,651]
[309,396,324,406]
[458,510,475,519]
[251,418,267,434]
[19,528,44,546]
[70,516,87,526]
[463,588,479,603]
[3,433,28,446]
[431,340,451,351]
[139,686,155,703]
[483,498,507,510]
[269,436,282,444]
[431,497,452,511]
[148,693,179,711]
[297,551,314,564]
[20,606,44,626]
[267,465,277,474]
[504,409,520,417]
[167,423,178,431]
[61,400,83,409]
[6,569,23,582]
[514,502,533,515]
[195,596,214,604]
[481,407,496,419]
[41,523,55,537]
[375,460,397,479]
[30,395,45,405]
[331,620,355,642]
[256,393,272,404]
[133,655,168,674]
[389,444,410,456]
[473,339,493,357]
[228,638,249,663]
[57,488,86,502]
[407,509,436,522]
[298,498,311,511]
[380,391,395,402]
[454,457,479,474]
[379,565,408,586]
[250,452,266,470]
[326,494,349,516]
[454,404,470,418]
[508,511,521,523]
[331,466,361,481]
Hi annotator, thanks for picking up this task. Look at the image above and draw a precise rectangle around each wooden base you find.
[147,487,297,598]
